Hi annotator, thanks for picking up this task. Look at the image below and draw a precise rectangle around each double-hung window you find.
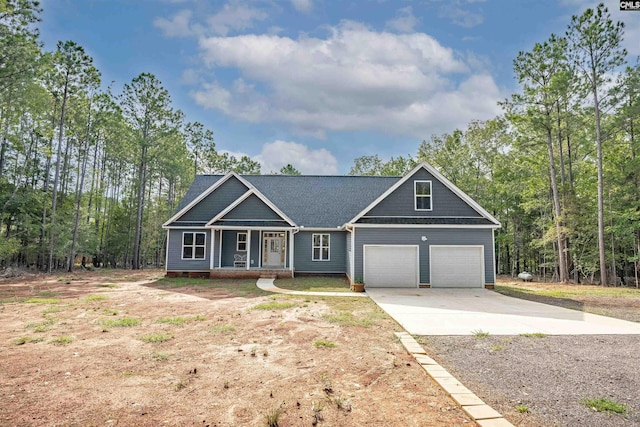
[414,180,432,211]
[312,233,330,261]
[237,232,248,251]
[182,232,206,259]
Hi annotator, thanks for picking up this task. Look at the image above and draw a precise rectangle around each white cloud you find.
[191,21,502,138]
[385,6,419,33]
[154,9,194,37]
[255,140,338,174]
[290,0,313,14]
[206,3,268,36]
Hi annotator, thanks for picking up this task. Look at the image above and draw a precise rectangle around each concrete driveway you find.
[366,288,640,335]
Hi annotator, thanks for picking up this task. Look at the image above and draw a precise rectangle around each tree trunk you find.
[132,145,147,270]
[592,77,607,286]
[48,73,70,274]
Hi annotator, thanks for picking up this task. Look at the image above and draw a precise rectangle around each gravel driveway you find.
[421,334,640,426]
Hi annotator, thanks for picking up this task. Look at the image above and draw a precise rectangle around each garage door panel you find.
[431,246,483,288]
[364,246,418,288]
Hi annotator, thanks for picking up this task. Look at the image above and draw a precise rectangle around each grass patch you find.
[25,297,60,304]
[581,397,627,414]
[42,305,63,314]
[321,297,387,327]
[516,405,530,413]
[275,276,350,293]
[314,339,337,348]
[490,344,504,351]
[0,297,25,304]
[84,295,107,302]
[263,406,281,427]
[520,332,548,338]
[51,336,73,345]
[13,336,44,345]
[140,333,173,343]
[102,308,118,316]
[26,317,56,332]
[102,317,141,328]
[472,329,490,339]
[36,291,58,298]
[149,351,170,361]
[156,315,206,325]
[252,300,296,311]
[96,283,119,288]
[154,277,269,298]
[210,324,235,334]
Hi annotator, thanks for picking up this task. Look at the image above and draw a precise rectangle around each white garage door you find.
[364,246,418,288]
[430,246,484,288]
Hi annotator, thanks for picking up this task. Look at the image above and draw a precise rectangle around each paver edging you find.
[256,278,368,297]
[394,332,515,427]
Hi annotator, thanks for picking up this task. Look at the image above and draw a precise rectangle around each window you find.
[414,180,432,211]
[312,233,330,261]
[237,232,248,251]
[182,232,206,259]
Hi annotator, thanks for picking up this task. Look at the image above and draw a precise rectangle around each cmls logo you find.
[620,0,640,10]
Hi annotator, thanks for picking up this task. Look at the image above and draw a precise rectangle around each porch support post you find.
[218,230,222,268]
[246,229,251,270]
[209,229,215,270]
[289,230,294,273]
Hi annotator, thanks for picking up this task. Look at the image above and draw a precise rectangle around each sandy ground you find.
[0,269,473,427]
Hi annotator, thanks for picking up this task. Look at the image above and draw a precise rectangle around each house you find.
[162,162,501,288]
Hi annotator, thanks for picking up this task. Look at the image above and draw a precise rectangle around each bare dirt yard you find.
[421,277,640,427]
[0,270,473,427]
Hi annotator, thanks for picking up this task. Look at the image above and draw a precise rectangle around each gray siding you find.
[220,230,251,267]
[177,176,248,222]
[353,228,495,284]
[222,194,283,220]
[167,229,211,271]
[294,231,346,273]
[250,230,260,267]
[365,168,481,218]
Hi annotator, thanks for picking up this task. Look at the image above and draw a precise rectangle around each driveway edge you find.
[394,331,515,427]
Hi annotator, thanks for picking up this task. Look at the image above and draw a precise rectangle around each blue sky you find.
[38,0,640,174]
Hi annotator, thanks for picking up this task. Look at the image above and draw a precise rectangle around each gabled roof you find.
[166,161,501,229]
[167,174,398,228]
[348,162,501,226]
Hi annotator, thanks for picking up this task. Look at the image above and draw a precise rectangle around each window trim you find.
[236,232,248,252]
[181,231,207,260]
[312,233,330,262]
[414,180,433,211]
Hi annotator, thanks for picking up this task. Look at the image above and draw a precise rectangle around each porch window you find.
[312,233,330,261]
[237,232,247,251]
[415,180,432,211]
[182,232,206,259]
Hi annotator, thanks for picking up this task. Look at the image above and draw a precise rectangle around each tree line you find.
[0,1,261,271]
[350,4,639,286]
[1,2,638,286]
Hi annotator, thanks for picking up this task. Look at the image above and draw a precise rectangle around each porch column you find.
[289,230,294,272]
[209,229,215,270]
[218,230,222,268]
[246,229,251,270]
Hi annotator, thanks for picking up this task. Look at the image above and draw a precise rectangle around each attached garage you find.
[430,245,484,288]
[364,245,419,288]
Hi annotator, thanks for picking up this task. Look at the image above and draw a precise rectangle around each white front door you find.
[263,232,286,267]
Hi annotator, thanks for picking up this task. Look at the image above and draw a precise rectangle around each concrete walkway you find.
[256,278,368,297]
[367,288,640,335]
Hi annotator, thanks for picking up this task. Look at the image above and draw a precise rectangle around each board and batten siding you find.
[293,231,346,273]
[177,176,248,222]
[221,194,283,220]
[353,228,494,284]
[364,168,481,218]
[167,229,211,271]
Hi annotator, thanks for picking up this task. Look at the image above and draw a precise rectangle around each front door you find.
[263,232,286,267]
